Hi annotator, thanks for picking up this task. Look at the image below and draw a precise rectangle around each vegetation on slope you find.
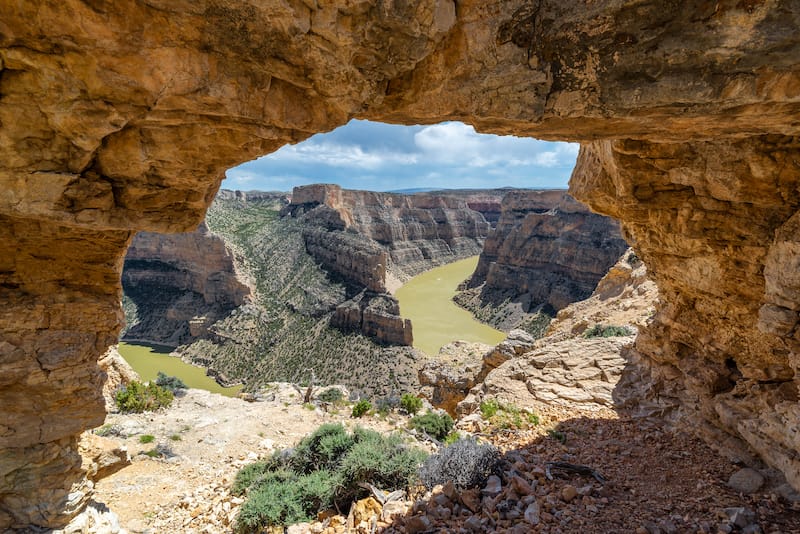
[233,423,426,531]
[452,285,553,338]
[178,196,422,396]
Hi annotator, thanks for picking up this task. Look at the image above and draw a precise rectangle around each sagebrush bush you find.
[583,324,633,338]
[233,423,426,531]
[479,399,540,430]
[115,381,173,413]
[375,395,399,415]
[155,372,187,392]
[317,387,344,404]
[351,399,371,418]
[419,437,499,490]
[400,393,422,415]
[410,411,454,441]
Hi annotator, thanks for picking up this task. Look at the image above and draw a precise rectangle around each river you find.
[117,342,242,397]
[395,256,506,356]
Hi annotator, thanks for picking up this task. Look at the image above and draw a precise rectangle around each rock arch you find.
[1,0,799,528]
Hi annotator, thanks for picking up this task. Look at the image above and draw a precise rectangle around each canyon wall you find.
[286,183,494,285]
[2,0,800,528]
[122,222,251,345]
[458,190,629,332]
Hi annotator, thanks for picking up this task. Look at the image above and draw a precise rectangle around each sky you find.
[223,120,579,192]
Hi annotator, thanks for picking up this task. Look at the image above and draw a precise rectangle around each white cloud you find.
[224,120,579,192]
[414,122,578,169]
[266,141,417,170]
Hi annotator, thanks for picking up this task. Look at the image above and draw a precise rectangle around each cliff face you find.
[286,184,493,285]
[457,190,628,332]
[122,222,251,345]
[176,194,423,398]
[285,183,494,346]
[3,0,800,528]
[571,137,800,489]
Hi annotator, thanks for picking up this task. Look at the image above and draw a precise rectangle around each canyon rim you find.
[2,0,800,529]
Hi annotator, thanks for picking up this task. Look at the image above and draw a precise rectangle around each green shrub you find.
[479,399,500,419]
[139,434,155,444]
[115,381,173,413]
[410,411,454,441]
[419,437,499,490]
[479,400,540,430]
[155,372,187,393]
[400,393,422,415]
[233,424,426,531]
[583,324,633,338]
[351,400,371,418]
[443,431,460,445]
[317,388,344,404]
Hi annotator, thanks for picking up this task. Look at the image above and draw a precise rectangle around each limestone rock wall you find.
[3,0,800,528]
[469,190,628,312]
[287,184,492,284]
[331,292,413,346]
[571,136,800,489]
[122,222,251,345]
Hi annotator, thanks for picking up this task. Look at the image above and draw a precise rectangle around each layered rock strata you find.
[2,0,800,528]
[331,292,413,346]
[286,183,492,284]
[285,183,494,345]
[122,222,251,345]
[459,190,629,331]
[571,137,800,489]
[428,252,655,417]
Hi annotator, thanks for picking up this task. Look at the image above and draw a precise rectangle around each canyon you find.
[2,0,800,529]
[457,190,628,333]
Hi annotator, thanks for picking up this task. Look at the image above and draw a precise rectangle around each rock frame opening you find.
[2,0,800,528]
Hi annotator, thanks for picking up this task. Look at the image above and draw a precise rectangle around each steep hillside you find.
[455,190,628,335]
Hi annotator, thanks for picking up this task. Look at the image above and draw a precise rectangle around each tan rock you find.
[2,0,800,528]
[97,346,140,412]
[349,497,382,527]
[78,433,131,483]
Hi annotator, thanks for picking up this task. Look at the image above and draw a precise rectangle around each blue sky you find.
[223,120,578,192]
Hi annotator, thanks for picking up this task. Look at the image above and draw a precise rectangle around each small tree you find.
[115,381,173,413]
[410,411,454,441]
[400,393,422,415]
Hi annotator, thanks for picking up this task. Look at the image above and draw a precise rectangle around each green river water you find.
[118,342,242,397]
[395,256,507,356]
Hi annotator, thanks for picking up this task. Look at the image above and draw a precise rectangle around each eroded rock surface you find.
[2,0,800,527]
[456,252,656,416]
[122,222,251,345]
[286,184,493,285]
[457,190,628,331]
[572,137,800,489]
